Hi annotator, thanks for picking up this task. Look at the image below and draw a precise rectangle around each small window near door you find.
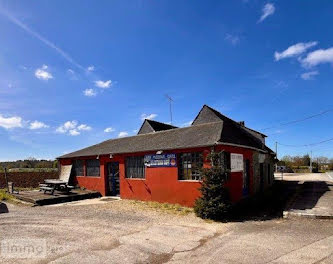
[72,160,84,176]
[178,152,203,181]
[86,159,100,177]
[125,156,145,179]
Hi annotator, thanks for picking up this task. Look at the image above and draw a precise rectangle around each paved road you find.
[0,199,333,264]
[170,218,333,264]
[326,171,333,181]
[277,173,333,219]
[275,172,333,183]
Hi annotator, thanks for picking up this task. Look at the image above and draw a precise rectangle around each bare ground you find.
[0,198,333,264]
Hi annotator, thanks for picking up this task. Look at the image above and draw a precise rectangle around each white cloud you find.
[0,8,85,71]
[118,131,128,138]
[274,42,318,61]
[29,120,49,130]
[0,114,23,129]
[67,69,78,80]
[35,65,53,81]
[87,65,95,72]
[140,113,157,121]
[69,129,80,136]
[56,121,77,134]
[225,34,240,46]
[182,120,193,127]
[95,80,112,89]
[77,124,91,131]
[56,121,92,136]
[301,71,319,80]
[258,3,275,23]
[83,88,97,97]
[104,127,115,133]
[301,47,333,67]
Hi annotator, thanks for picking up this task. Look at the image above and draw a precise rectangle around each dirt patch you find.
[146,252,174,264]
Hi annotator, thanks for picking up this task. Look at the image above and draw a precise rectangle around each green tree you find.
[194,151,231,220]
[36,161,52,168]
[302,154,311,166]
[52,160,58,169]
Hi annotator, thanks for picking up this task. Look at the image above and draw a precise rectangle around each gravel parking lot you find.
[1,199,333,264]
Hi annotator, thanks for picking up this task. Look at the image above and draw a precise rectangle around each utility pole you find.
[310,150,313,173]
[275,141,278,173]
[4,167,9,193]
[165,94,174,125]
[317,157,320,172]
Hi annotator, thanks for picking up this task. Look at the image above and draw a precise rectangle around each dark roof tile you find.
[59,122,222,158]
[137,119,177,135]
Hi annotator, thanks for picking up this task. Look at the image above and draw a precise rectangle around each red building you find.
[58,105,275,207]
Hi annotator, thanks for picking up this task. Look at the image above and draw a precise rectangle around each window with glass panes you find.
[125,156,145,179]
[178,152,203,180]
[72,160,84,176]
[86,159,100,177]
[218,151,231,180]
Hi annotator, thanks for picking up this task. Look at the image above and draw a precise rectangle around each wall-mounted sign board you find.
[259,153,266,163]
[144,154,177,167]
[231,153,244,172]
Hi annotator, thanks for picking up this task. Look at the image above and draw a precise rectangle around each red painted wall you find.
[109,147,210,207]
[215,145,254,203]
[59,156,107,196]
[59,145,255,207]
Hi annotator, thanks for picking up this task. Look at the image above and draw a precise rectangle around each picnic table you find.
[40,180,73,195]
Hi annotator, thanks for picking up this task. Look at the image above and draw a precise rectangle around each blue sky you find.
[1,0,333,161]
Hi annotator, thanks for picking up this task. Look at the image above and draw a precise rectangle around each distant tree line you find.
[0,157,58,171]
[278,154,333,171]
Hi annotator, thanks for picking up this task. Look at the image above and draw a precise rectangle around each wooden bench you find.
[60,185,75,189]
[58,185,75,193]
[39,186,55,195]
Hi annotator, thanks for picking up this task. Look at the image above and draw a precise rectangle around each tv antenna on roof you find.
[165,94,174,125]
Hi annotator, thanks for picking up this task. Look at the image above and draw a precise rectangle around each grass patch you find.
[131,200,193,215]
[0,189,15,202]
[15,187,39,191]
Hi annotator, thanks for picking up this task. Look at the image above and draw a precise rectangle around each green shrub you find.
[194,151,231,220]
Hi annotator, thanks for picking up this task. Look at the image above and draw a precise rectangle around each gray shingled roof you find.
[192,105,274,153]
[137,119,177,135]
[192,105,267,137]
[59,122,223,158]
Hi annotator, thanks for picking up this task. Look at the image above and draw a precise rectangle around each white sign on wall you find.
[231,153,244,172]
[259,153,266,163]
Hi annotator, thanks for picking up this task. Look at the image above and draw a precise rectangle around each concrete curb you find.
[283,211,333,220]
[283,183,302,211]
[283,181,333,220]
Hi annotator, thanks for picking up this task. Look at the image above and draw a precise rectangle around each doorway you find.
[243,159,250,196]
[106,162,120,196]
[259,163,264,192]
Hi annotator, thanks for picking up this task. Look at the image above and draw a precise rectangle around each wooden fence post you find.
[4,168,9,193]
